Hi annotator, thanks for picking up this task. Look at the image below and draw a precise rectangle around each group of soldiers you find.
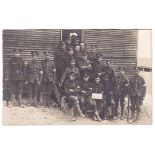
[6,33,146,123]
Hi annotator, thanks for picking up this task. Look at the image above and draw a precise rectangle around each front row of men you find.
[8,49,146,123]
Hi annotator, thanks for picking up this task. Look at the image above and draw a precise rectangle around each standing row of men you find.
[6,39,146,123]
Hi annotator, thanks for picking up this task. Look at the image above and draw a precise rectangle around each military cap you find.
[83,73,90,78]
[43,51,49,54]
[14,48,22,53]
[82,52,88,56]
[106,60,111,63]
[31,51,39,56]
[95,76,100,80]
[96,53,102,58]
[68,72,76,77]
[134,66,141,71]
[118,67,125,71]
[70,59,76,64]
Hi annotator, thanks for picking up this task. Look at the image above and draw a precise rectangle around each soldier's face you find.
[120,70,125,75]
[95,79,100,83]
[33,55,38,60]
[75,46,80,52]
[106,62,110,66]
[44,53,50,59]
[83,77,89,82]
[80,43,85,50]
[82,56,87,60]
[98,57,102,62]
[135,70,139,75]
[69,75,76,81]
[68,49,74,55]
[15,52,20,57]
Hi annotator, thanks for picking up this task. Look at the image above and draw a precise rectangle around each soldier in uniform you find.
[79,73,93,114]
[64,72,85,121]
[55,41,68,82]
[78,52,92,78]
[80,42,87,53]
[41,51,56,107]
[129,67,146,122]
[26,51,43,107]
[9,48,25,106]
[92,53,106,80]
[103,74,116,120]
[113,67,129,120]
[60,59,80,87]
[91,77,106,122]
[104,60,115,84]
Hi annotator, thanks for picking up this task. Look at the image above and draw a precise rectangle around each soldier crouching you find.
[129,67,146,122]
[26,51,43,107]
[64,72,85,121]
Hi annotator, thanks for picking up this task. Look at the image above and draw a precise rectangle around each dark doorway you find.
[62,29,81,42]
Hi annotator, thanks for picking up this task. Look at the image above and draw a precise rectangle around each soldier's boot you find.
[47,96,52,108]
[28,94,33,106]
[75,104,85,118]
[103,108,108,120]
[11,93,16,106]
[17,93,22,107]
[135,111,140,121]
[95,111,102,122]
[43,95,47,107]
[120,105,125,120]
[33,96,38,108]
[71,107,78,121]
[129,111,135,123]
[112,106,117,120]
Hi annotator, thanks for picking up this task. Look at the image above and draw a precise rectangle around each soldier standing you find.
[9,48,25,106]
[103,74,116,120]
[41,51,56,107]
[26,51,43,107]
[64,72,85,121]
[129,67,146,122]
[80,42,87,53]
[113,67,129,120]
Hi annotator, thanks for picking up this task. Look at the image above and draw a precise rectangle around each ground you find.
[3,72,152,125]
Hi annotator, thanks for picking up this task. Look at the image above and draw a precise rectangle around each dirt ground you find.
[3,72,152,125]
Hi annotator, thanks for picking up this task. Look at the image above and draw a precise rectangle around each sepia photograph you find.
[2,29,152,125]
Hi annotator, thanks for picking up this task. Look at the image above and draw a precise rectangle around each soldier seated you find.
[64,72,85,121]
[79,73,93,115]
[91,77,106,122]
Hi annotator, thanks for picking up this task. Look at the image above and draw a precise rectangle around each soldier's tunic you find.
[26,59,42,102]
[114,74,128,116]
[129,74,146,113]
[9,56,25,94]
[92,59,106,80]
[104,66,115,83]
[60,66,80,87]
[41,58,56,95]
[78,59,92,77]
[55,48,68,82]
